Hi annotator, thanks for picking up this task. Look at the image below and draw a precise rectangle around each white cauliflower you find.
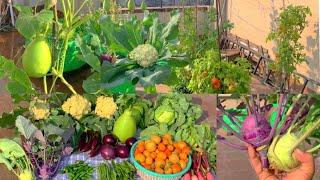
[129,44,158,68]
[95,96,118,119]
[62,95,91,120]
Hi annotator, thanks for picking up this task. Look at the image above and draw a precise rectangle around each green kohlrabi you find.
[267,95,320,172]
[0,139,33,180]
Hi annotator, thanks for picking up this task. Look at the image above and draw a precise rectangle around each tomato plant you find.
[187,50,251,94]
[267,5,311,90]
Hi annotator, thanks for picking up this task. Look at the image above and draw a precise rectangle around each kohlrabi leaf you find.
[0,139,26,158]
[15,116,38,140]
[15,10,54,39]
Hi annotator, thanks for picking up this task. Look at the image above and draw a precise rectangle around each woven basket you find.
[130,141,192,180]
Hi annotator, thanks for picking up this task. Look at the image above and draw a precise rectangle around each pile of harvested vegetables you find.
[0,92,216,180]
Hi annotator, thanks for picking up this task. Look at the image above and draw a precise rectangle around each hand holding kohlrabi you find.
[217,94,319,171]
[248,145,315,180]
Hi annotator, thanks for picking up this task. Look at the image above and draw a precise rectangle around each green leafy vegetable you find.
[174,121,216,170]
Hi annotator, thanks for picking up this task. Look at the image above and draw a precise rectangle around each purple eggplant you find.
[89,143,101,157]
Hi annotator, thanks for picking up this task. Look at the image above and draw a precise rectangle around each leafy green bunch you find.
[140,93,202,137]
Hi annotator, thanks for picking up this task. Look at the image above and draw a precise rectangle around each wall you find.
[226,0,319,90]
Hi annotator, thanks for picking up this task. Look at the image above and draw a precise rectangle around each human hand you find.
[247,145,315,180]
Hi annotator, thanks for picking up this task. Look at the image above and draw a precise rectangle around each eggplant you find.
[82,132,95,152]
[89,143,101,157]
[78,132,88,151]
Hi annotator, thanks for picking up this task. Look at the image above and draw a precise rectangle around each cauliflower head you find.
[95,96,118,119]
[62,95,91,120]
[129,44,158,68]
[29,99,50,120]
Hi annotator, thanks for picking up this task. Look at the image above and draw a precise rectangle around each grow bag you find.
[63,40,86,72]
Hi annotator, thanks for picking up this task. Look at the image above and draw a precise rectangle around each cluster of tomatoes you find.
[134,134,191,174]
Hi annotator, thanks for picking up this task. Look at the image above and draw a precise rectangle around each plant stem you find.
[60,75,77,94]
[307,143,320,153]
[43,76,48,94]
[287,96,311,133]
[216,113,244,141]
[49,76,59,94]
[217,135,247,150]
[74,0,89,17]
[291,118,320,151]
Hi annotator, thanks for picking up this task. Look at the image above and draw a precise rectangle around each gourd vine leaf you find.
[0,108,27,128]
[15,9,54,40]
[0,56,35,103]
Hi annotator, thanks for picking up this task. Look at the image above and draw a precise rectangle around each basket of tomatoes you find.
[130,134,192,180]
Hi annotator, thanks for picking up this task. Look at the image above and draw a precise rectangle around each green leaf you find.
[100,16,142,56]
[0,108,27,128]
[100,60,138,86]
[13,4,33,15]
[161,11,180,41]
[75,35,101,72]
[0,56,35,102]
[157,59,189,68]
[15,10,54,39]
[82,72,101,94]
[15,116,37,139]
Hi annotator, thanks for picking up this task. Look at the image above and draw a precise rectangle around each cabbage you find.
[154,105,175,125]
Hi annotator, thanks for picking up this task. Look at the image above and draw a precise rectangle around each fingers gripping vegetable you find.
[113,109,137,143]
[22,38,52,78]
